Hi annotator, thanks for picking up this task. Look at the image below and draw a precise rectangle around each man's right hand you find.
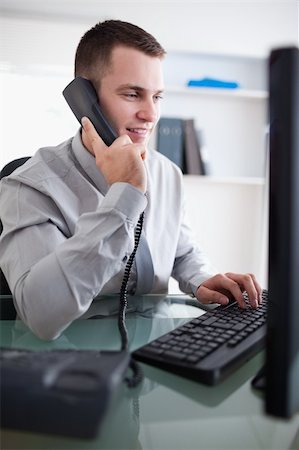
[81,116,147,193]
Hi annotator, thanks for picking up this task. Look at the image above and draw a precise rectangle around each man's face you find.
[97,45,164,146]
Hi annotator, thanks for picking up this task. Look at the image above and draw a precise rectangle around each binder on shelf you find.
[156,117,185,171]
[196,128,211,176]
[183,119,206,175]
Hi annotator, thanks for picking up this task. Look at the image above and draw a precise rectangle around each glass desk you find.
[1,294,299,450]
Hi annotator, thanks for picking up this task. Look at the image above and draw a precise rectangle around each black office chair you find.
[0,157,31,318]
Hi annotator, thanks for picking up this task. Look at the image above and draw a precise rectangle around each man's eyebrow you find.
[117,84,164,94]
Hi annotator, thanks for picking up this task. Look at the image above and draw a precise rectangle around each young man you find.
[0,20,262,340]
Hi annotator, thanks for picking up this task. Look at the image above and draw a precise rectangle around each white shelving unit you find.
[169,174,268,293]
[166,85,268,101]
[157,51,269,179]
[157,51,269,288]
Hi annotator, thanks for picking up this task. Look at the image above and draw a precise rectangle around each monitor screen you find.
[266,46,299,418]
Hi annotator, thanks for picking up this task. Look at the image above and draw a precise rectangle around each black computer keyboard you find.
[133,290,268,385]
[0,347,130,438]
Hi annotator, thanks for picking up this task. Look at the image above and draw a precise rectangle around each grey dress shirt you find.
[0,131,215,339]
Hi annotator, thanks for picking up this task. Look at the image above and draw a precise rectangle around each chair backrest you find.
[0,157,31,318]
[0,157,31,180]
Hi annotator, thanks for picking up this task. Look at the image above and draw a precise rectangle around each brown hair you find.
[75,20,166,86]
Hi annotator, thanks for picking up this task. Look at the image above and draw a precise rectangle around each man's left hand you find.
[196,272,262,309]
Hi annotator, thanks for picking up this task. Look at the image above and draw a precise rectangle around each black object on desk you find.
[133,290,268,386]
[0,347,130,439]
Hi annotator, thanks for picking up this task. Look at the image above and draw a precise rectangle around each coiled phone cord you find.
[118,211,145,388]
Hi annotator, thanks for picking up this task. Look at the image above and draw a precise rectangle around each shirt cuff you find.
[102,182,147,222]
[188,272,215,297]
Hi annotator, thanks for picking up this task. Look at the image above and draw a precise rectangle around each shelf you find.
[183,174,266,186]
[165,86,268,101]
[163,50,267,93]
[161,50,268,178]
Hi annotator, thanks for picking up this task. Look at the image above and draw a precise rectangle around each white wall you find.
[1,1,298,59]
[183,176,268,284]
[169,175,268,293]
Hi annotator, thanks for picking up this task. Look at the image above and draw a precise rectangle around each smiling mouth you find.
[126,128,150,136]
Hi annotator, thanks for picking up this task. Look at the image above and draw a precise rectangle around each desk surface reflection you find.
[1,294,299,450]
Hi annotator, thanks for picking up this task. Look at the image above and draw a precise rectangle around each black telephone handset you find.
[62,76,117,146]
[63,78,144,381]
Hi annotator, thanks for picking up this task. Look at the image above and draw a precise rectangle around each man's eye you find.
[154,95,163,102]
[125,93,138,99]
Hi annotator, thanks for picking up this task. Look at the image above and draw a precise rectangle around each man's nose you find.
[137,99,158,123]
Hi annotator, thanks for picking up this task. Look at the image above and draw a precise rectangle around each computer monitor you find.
[265,46,299,418]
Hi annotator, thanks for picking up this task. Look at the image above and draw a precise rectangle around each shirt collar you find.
[71,129,109,195]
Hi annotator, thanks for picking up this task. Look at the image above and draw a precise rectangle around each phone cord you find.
[118,211,144,388]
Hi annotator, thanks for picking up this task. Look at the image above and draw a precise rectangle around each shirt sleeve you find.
[0,179,147,340]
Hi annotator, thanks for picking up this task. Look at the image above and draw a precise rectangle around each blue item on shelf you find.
[187,77,239,89]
